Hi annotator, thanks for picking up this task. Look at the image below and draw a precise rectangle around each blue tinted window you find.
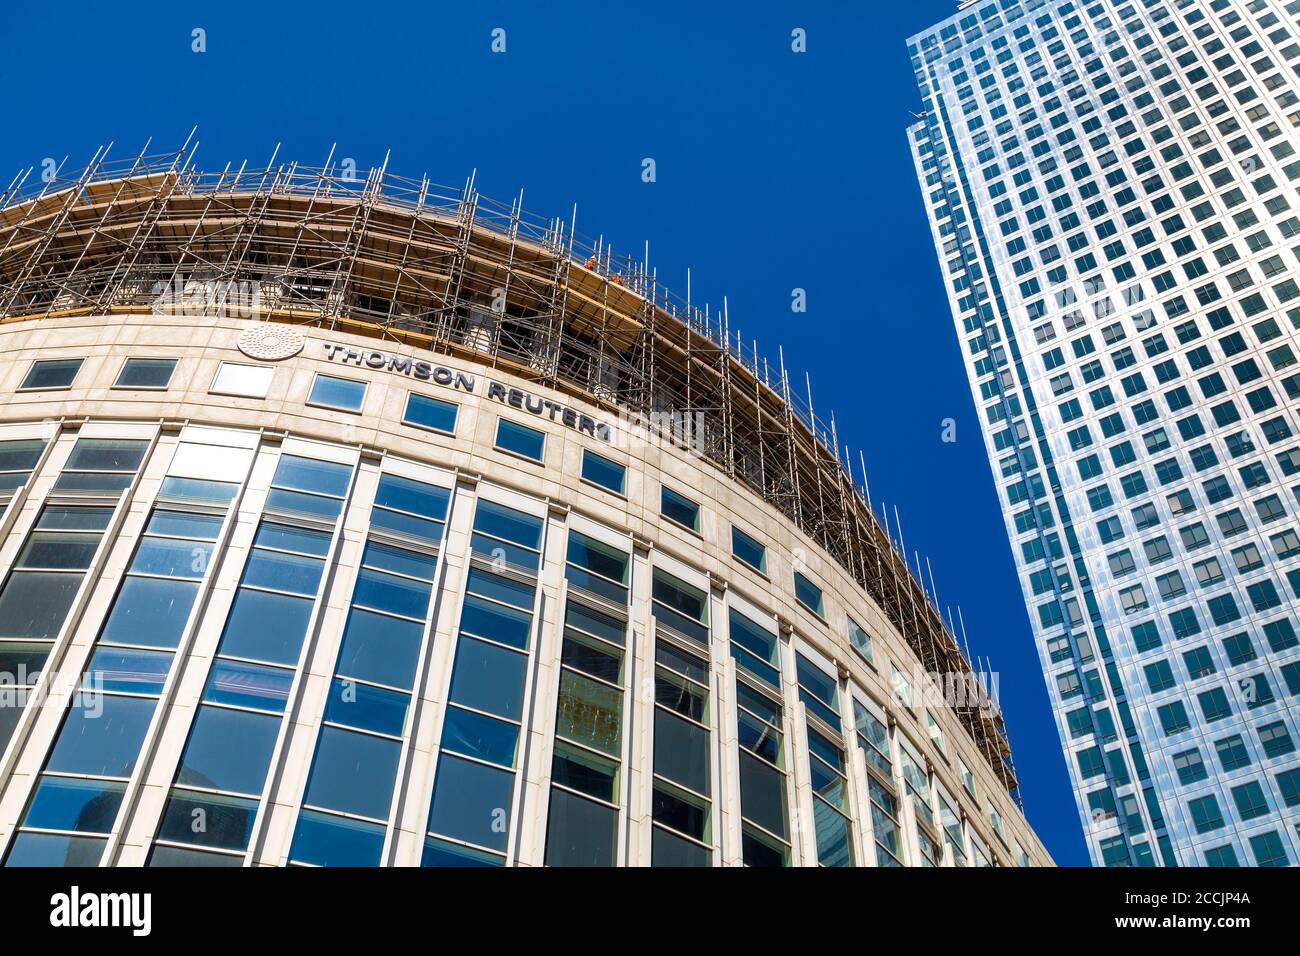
[661,486,701,531]
[23,776,124,833]
[794,571,825,617]
[47,695,155,778]
[322,678,408,735]
[204,660,294,712]
[459,594,532,649]
[495,419,545,461]
[581,451,625,493]
[335,608,423,689]
[242,549,324,596]
[304,726,401,819]
[474,500,543,549]
[271,455,352,497]
[99,577,199,648]
[218,589,313,665]
[447,637,528,721]
[177,706,280,795]
[290,810,384,866]
[5,832,104,867]
[404,393,458,433]
[422,836,502,866]
[144,510,223,540]
[252,523,331,557]
[426,754,514,851]
[157,791,257,851]
[465,567,534,609]
[440,706,520,766]
[308,375,367,412]
[360,541,436,580]
[85,647,171,695]
[352,567,431,620]
[373,474,450,520]
[731,527,767,573]
[131,538,213,579]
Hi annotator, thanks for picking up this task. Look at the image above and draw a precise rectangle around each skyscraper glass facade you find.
[909,0,1300,865]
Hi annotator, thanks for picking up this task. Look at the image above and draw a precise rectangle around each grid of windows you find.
[6,477,238,867]
[148,454,353,866]
[423,499,543,866]
[288,474,450,866]
[544,531,630,866]
[650,568,714,865]
[0,414,1044,866]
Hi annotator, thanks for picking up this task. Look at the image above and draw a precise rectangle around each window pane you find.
[20,359,82,390]
[653,709,710,796]
[131,538,213,579]
[177,706,280,795]
[212,362,273,398]
[217,589,313,665]
[0,439,46,472]
[556,670,623,756]
[85,647,172,695]
[404,393,458,433]
[473,501,542,549]
[18,532,101,570]
[144,510,223,540]
[242,549,324,596]
[545,787,617,867]
[290,809,384,866]
[812,799,853,867]
[426,754,514,851]
[732,527,767,571]
[252,523,332,557]
[739,751,788,839]
[350,567,428,620]
[661,487,700,529]
[157,791,258,851]
[322,678,408,735]
[115,358,177,389]
[439,706,519,766]
[495,419,545,460]
[581,451,625,494]
[421,836,502,867]
[335,608,423,690]
[64,438,148,473]
[304,726,400,819]
[374,474,451,520]
[0,572,83,639]
[272,455,351,497]
[309,375,367,411]
[204,660,293,712]
[47,695,156,777]
[5,832,105,867]
[447,638,527,721]
[651,824,710,867]
[458,594,531,649]
[147,845,243,867]
[23,776,125,833]
[100,577,199,648]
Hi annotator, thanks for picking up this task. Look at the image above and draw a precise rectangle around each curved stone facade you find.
[0,313,1050,866]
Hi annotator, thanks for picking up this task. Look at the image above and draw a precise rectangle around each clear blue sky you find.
[0,0,1089,864]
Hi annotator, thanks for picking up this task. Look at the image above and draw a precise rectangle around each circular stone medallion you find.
[237,325,305,361]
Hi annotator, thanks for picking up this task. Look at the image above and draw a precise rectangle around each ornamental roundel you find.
[237,324,305,361]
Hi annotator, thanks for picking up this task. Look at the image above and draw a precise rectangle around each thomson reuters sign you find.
[321,341,613,442]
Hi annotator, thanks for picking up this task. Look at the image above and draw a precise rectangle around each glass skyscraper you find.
[909,0,1300,866]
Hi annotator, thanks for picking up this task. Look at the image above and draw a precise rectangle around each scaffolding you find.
[0,143,1020,799]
